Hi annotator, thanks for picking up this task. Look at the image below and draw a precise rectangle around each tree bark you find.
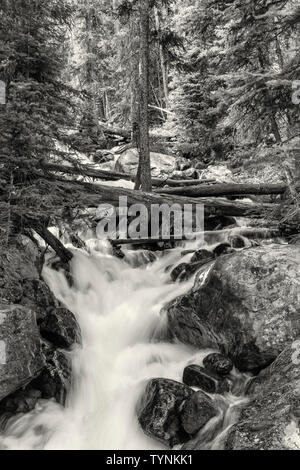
[154,7,169,108]
[42,162,216,187]
[22,217,73,263]
[51,177,280,218]
[137,0,152,192]
[130,11,140,149]
[155,182,287,197]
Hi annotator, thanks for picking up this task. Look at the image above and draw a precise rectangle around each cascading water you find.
[0,240,248,450]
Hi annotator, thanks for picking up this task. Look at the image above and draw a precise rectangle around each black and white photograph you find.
[0,0,300,453]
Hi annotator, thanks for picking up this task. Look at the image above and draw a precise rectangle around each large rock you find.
[115,148,176,178]
[167,245,300,372]
[201,165,234,183]
[181,390,218,435]
[183,365,231,394]
[225,343,300,450]
[39,307,81,350]
[137,378,194,447]
[0,304,45,401]
[203,353,233,376]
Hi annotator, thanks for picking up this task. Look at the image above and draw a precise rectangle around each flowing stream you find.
[0,239,248,450]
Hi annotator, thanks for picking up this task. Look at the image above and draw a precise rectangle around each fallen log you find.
[43,163,216,188]
[98,121,174,141]
[51,177,280,218]
[155,182,287,197]
[109,227,281,246]
[33,224,73,263]
[98,122,130,139]
[44,163,130,182]
[22,216,73,263]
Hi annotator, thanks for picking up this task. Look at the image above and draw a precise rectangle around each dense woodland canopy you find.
[0,0,300,248]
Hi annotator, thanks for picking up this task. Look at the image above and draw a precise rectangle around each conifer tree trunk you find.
[154,7,169,108]
[136,0,152,192]
[130,11,140,149]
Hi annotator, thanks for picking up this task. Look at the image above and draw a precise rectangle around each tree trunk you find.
[42,162,216,187]
[155,182,287,197]
[137,0,152,192]
[22,217,73,263]
[154,7,169,108]
[130,11,140,149]
[50,177,280,218]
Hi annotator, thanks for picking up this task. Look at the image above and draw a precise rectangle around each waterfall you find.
[0,241,247,450]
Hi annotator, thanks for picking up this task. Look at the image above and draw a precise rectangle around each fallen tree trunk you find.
[21,216,73,263]
[155,182,287,197]
[98,122,131,139]
[98,121,174,141]
[43,163,216,188]
[52,177,280,218]
[109,228,280,246]
[34,225,73,263]
[44,163,130,182]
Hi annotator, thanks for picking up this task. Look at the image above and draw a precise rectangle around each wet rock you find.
[212,243,233,257]
[0,388,42,414]
[0,303,45,401]
[183,365,231,394]
[39,308,81,350]
[190,249,215,264]
[171,250,214,283]
[180,390,218,435]
[225,343,300,450]
[229,235,251,249]
[203,353,233,376]
[32,345,72,406]
[137,378,194,447]
[170,262,204,283]
[21,279,59,322]
[167,245,300,372]
[115,148,176,178]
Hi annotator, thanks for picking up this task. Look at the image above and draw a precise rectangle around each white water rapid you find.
[0,240,248,450]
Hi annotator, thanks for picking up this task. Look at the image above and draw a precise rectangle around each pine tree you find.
[0,0,76,242]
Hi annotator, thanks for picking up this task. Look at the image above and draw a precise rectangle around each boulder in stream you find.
[203,353,233,376]
[39,307,81,350]
[180,390,218,435]
[137,378,194,447]
[183,365,231,394]
[225,342,300,450]
[167,245,300,372]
